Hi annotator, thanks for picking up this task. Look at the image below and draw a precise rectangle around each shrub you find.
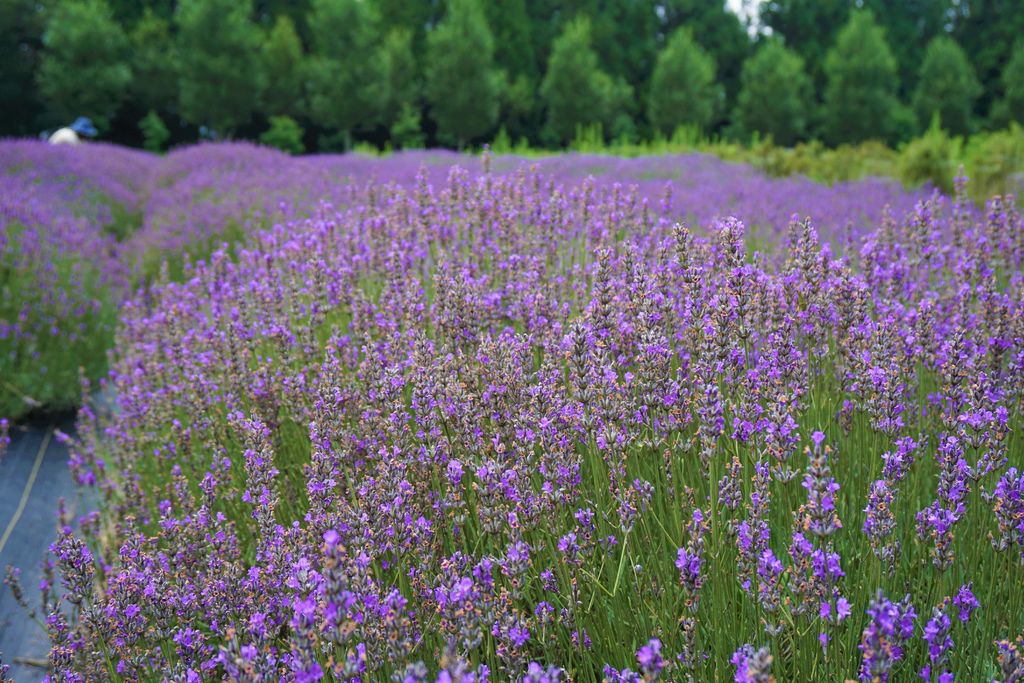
[259,115,305,155]
[139,110,170,153]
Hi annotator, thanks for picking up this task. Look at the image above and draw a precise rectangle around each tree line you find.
[4,0,1024,153]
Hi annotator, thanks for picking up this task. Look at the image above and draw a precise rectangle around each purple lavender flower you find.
[730,644,775,683]
[858,591,917,682]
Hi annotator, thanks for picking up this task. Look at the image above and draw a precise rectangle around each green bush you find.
[139,110,170,152]
[259,115,305,155]
[898,116,961,194]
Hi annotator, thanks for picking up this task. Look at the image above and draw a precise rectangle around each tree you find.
[37,0,131,132]
[139,110,170,152]
[129,9,177,117]
[0,0,45,135]
[483,0,540,141]
[860,0,948,98]
[951,0,1024,121]
[647,27,719,136]
[260,115,305,154]
[759,0,848,92]
[424,0,501,148]
[379,28,419,134]
[912,36,981,136]
[997,42,1024,126]
[175,0,264,137]
[262,14,304,118]
[540,16,630,145]
[822,10,906,145]
[659,0,750,110]
[305,0,385,147]
[734,41,813,146]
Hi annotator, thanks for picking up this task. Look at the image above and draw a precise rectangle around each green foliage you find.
[175,0,264,137]
[861,0,948,100]
[823,10,906,146]
[659,0,750,104]
[261,14,304,118]
[734,41,813,146]
[0,227,116,422]
[305,0,385,145]
[951,0,1024,121]
[139,110,170,152]
[259,115,305,155]
[129,9,177,117]
[913,36,981,136]
[424,0,500,148]
[647,28,719,136]
[898,115,961,194]
[482,0,537,83]
[759,0,849,91]
[961,124,1024,199]
[540,17,631,146]
[37,0,131,132]
[995,42,1024,126]
[0,0,45,136]
[390,103,425,150]
[379,28,419,133]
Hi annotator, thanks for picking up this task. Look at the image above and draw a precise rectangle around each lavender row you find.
[26,156,1023,681]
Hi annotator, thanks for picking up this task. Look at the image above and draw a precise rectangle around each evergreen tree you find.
[424,0,501,148]
[759,0,849,91]
[734,40,813,146]
[379,28,419,134]
[0,0,45,135]
[647,27,719,136]
[129,9,177,118]
[861,0,947,99]
[262,14,304,118]
[998,42,1024,126]
[540,16,629,145]
[37,0,131,132]
[483,0,538,83]
[822,10,906,145]
[175,0,264,137]
[305,0,385,147]
[659,0,749,108]
[913,36,981,136]
[951,0,1024,120]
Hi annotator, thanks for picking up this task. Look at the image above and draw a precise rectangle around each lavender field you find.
[2,141,1023,681]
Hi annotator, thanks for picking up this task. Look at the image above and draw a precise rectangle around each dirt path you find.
[0,421,78,682]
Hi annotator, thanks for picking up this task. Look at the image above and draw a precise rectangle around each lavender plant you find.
[2,142,1023,680]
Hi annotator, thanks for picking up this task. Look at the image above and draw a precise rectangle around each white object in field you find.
[48,127,80,145]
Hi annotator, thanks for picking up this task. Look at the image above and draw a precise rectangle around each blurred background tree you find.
[175,0,264,137]
[913,36,981,136]
[424,0,501,148]
[8,0,1024,154]
[647,28,719,136]
[733,40,813,146]
[37,0,131,133]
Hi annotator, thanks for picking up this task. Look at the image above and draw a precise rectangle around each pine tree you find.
[37,0,131,132]
[262,15,304,118]
[912,36,981,136]
[305,0,385,147]
[175,0,264,137]
[734,40,813,146]
[424,0,500,148]
[647,27,719,136]
[822,10,906,145]
[994,42,1024,126]
[379,28,419,134]
[129,9,177,118]
[540,16,629,145]
[0,0,45,135]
